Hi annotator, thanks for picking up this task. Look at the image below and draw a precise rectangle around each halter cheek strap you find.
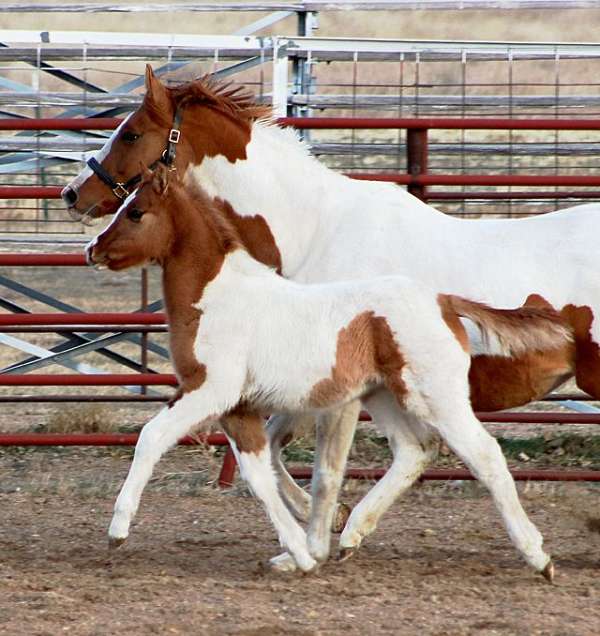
[86,103,184,201]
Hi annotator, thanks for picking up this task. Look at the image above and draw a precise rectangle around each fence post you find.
[218,446,237,488]
[406,127,428,201]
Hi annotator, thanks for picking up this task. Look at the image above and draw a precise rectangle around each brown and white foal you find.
[87,165,570,578]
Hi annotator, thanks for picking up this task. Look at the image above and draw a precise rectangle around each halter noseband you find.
[86,104,184,201]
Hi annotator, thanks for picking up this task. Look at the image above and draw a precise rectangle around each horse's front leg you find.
[222,413,317,573]
[108,390,220,546]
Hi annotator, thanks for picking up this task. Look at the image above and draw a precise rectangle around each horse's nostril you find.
[62,186,78,206]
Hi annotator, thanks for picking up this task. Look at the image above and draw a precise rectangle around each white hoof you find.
[269,552,298,573]
[108,513,130,545]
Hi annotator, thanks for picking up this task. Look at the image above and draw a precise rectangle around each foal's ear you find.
[151,163,170,196]
[144,65,170,112]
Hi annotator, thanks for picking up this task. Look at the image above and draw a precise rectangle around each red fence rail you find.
[2,117,600,202]
[2,117,600,484]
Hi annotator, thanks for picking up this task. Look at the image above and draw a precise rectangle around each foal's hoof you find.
[540,559,555,584]
[331,503,352,534]
[268,552,298,574]
[337,547,357,563]
[108,536,127,550]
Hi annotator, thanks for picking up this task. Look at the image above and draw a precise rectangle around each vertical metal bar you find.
[461,49,467,217]
[396,52,404,173]
[554,49,560,213]
[35,43,42,232]
[351,50,358,172]
[272,38,288,118]
[218,446,237,488]
[406,128,428,202]
[415,51,420,119]
[507,48,514,218]
[140,267,149,395]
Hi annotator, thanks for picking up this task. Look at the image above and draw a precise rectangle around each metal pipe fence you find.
[2,97,600,481]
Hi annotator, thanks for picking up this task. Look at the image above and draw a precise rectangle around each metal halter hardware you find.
[86,104,184,201]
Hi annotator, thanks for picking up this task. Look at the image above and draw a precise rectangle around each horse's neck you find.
[162,244,272,323]
[188,122,346,277]
[188,121,450,279]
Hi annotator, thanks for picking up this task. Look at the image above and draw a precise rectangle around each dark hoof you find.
[337,547,356,563]
[108,536,126,550]
[331,502,352,534]
[541,559,555,584]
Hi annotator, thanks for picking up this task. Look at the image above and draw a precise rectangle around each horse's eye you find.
[127,208,144,223]
[122,131,140,144]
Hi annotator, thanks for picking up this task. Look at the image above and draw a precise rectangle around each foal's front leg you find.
[222,413,317,573]
[108,390,220,545]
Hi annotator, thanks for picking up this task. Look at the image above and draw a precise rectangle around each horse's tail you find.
[438,293,573,357]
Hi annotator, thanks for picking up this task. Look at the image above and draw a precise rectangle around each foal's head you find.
[86,164,239,272]
[63,65,269,220]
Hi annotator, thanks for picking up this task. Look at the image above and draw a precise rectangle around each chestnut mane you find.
[166,75,272,125]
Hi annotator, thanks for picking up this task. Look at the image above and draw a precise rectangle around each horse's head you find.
[87,163,240,272]
[86,163,178,270]
[63,66,266,221]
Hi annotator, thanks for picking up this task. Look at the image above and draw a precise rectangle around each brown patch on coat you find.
[308,312,407,409]
[516,294,600,399]
[217,198,282,273]
[560,303,600,397]
[221,406,267,454]
[466,293,576,411]
[468,347,574,412]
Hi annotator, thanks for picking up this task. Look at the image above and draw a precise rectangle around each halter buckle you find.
[112,183,130,200]
[169,129,181,144]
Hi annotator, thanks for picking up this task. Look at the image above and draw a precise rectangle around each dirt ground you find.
[1,445,599,636]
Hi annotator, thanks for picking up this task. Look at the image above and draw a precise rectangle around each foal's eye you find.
[127,208,144,223]
[122,131,140,144]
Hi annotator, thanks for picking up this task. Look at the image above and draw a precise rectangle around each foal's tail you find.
[439,293,573,357]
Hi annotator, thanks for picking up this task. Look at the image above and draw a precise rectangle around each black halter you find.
[87,104,184,201]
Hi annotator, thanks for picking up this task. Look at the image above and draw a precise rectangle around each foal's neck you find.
[161,195,232,323]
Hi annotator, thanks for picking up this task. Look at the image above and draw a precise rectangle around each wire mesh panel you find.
[3,34,600,234]
[292,39,600,217]
[0,34,275,235]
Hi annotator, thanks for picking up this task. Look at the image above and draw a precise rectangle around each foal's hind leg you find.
[421,397,552,578]
[338,390,438,559]
[222,413,317,573]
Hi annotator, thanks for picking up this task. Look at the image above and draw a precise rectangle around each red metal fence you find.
[2,116,600,202]
[1,117,600,485]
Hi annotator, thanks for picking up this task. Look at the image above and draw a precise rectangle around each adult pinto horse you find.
[63,67,592,570]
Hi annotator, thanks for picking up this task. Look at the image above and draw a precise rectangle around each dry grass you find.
[38,403,121,434]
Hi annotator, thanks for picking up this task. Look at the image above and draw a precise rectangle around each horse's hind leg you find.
[423,399,552,578]
[307,400,361,562]
[267,413,313,521]
[268,409,355,531]
[338,390,438,559]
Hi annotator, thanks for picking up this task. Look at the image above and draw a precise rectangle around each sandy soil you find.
[1,446,599,636]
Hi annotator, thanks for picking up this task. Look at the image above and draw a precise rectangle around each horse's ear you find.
[140,162,153,183]
[151,163,170,196]
[144,65,171,113]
